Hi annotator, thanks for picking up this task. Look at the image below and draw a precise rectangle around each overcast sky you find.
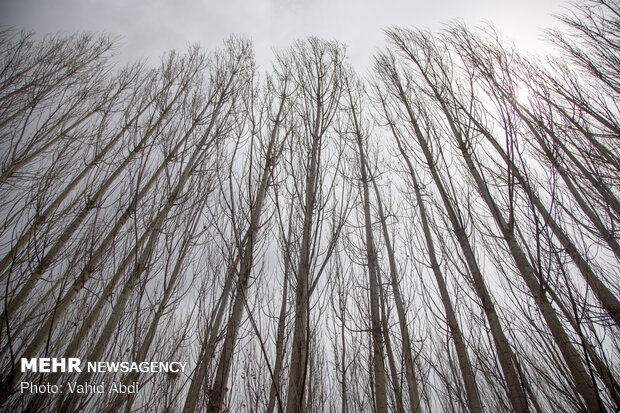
[1,0,569,72]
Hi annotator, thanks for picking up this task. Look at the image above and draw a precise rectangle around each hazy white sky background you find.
[0,0,569,72]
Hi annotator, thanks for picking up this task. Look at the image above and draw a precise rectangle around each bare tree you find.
[1,2,618,409]
[375,34,531,412]
[276,38,349,413]
[342,72,390,413]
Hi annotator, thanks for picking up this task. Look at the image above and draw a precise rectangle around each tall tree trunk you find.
[266,213,293,413]
[285,133,318,413]
[449,105,603,411]
[0,73,216,331]
[460,99,620,328]
[105,209,203,413]
[348,84,389,413]
[207,89,286,413]
[379,281,406,413]
[181,259,239,413]
[377,56,528,412]
[380,117,483,412]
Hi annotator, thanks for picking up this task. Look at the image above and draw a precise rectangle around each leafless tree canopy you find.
[0,1,619,411]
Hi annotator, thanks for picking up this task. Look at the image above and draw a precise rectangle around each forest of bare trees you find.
[0,0,618,411]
